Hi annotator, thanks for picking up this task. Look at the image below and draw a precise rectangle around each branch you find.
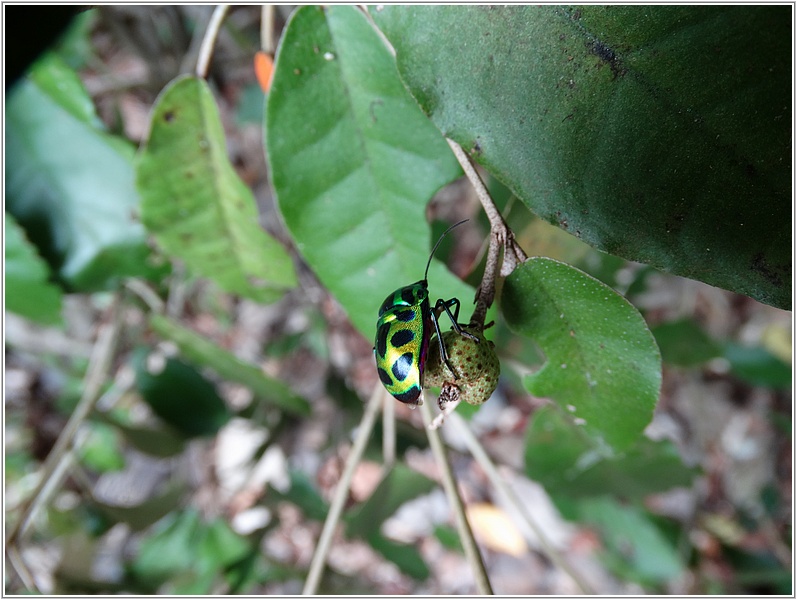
[421,400,493,594]
[446,139,527,328]
[196,5,230,79]
[302,384,384,595]
[449,413,596,594]
[6,294,123,548]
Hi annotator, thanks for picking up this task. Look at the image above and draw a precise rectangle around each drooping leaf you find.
[134,354,231,438]
[502,257,661,451]
[372,6,791,310]
[137,75,296,304]
[6,53,157,290]
[265,6,471,339]
[5,213,63,326]
[525,406,696,501]
[149,314,310,417]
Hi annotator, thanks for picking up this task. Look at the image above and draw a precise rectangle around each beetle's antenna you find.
[423,219,469,282]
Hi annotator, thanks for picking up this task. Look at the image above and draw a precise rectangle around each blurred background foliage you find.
[4,5,792,595]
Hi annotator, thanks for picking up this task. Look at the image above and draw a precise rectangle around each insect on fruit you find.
[374,220,479,407]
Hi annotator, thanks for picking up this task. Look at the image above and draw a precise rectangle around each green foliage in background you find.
[4,5,790,595]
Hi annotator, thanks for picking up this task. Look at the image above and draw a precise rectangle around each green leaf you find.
[651,319,722,367]
[130,508,250,593]
[576,496,684,585]
[265,6,470,339]
[372,6,791,310]
[149,314,310,417]
[98,411,186,458]
[365,532,430,580]
[525,406,696,501]
[270,470,329,522]
[134,354,231,438]
[198,518,251,569]
[5,213,63,325]
[346,463,436,538]
[502,257,661,451]
[78,421,125,472]
[129,509,204,587]
[136,75,296,304]
[6,53,157,290]
[723,343,791,390]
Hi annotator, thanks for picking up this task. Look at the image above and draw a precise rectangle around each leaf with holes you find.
[502,257,661,451]
[265,6,470,339]
[137,75,296,304]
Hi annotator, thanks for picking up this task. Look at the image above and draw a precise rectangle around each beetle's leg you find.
[435,298,480,343]
[430,311,459,379]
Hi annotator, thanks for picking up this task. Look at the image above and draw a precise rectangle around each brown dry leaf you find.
[466,502,528,557]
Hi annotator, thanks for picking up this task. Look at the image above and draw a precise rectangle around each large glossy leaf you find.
[5,213,63,326]
[6,54,156,290]
[149,314,311,417]
[525,406,696,501]
[502,257,661,451]
[137,75,296,304]
[372,6,791,310]
[265,6,471,339]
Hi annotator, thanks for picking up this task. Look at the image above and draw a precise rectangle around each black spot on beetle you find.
[396,308,416,322]
[393,385,421,404]
[163,110,176,122]
[391,329,414,348]
[376,323,391,357]
[400,287,419,305]
[392,352,414,381]
[378,367,393,386]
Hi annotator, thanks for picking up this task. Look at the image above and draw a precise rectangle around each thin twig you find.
[196,4,230,79]
[446,138,527,332]
[260,5,275,54]
[447,138,527,274]
[382,388,396,468]
[6,295,124,548]
[421,401,493,594]
[6,545,36,593]
[124,278,165,313]
[449,413,596,594]
[302,385,384,595]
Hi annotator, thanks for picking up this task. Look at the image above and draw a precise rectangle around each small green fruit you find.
[425,325,500,406]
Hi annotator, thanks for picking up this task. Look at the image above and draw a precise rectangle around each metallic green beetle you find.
[374,220,479,406]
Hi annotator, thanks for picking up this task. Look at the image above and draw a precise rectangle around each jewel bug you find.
[374,219,479,407]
